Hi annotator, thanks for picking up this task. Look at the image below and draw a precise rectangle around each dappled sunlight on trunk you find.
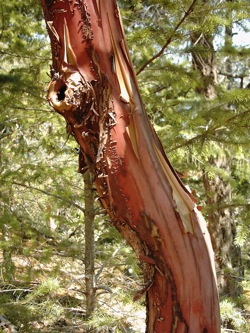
[40,1,220,332]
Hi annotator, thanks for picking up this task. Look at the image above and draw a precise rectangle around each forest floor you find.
[0,250,146,333]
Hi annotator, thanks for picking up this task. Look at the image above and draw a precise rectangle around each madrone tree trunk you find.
[40,1,220,332]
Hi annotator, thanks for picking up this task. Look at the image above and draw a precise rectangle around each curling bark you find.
[40,1,220,332]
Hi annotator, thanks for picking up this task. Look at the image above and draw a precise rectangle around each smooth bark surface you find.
[40,1,220,332]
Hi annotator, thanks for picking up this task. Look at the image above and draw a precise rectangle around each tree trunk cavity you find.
[40,1,220,332]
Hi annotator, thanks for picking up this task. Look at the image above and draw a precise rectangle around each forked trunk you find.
[40,1,220,332]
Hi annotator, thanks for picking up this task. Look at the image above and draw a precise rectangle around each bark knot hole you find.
[57,84,67,101]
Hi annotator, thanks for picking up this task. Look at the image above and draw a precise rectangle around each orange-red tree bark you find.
[40,1,220,332]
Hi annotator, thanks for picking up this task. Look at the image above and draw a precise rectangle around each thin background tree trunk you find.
[190,0,243,299]
[84,170,96,319]
[40,1,220,332]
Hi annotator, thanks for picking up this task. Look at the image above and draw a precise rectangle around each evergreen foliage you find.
[0,1,144,331]
[0,0,249,331]
[120,0,250,330]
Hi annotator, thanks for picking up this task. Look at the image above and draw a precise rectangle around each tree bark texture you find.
[84,170,96,319]
[40,1,220,332]
[190,32,217,99]
[202,162,242,298]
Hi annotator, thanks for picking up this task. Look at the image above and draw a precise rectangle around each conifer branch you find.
[136,0,197,75]
[218,70,246,80]
[10,106,52,113]
[167,109,250,152]
[205,203,250,212]
[12,181,85,213]
[0,288,32,293]
[0,50,50,61]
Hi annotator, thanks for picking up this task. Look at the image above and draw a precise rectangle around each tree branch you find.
[0,50,50,61]
[204,203,250,213]
[167,109,250,152]
[9,106,53,113]
[136,0,197,75]
[0,288,32,293]
[12,181,85,213]
[218,70,247,80]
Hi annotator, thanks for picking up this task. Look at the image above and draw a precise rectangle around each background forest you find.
[0,0,249,332]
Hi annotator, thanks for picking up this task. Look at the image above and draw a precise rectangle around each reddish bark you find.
[40,1,220,332]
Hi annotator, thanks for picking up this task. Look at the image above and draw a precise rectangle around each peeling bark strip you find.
[40,1,220,332]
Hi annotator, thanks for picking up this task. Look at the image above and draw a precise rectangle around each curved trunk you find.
[40,1,220,332]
